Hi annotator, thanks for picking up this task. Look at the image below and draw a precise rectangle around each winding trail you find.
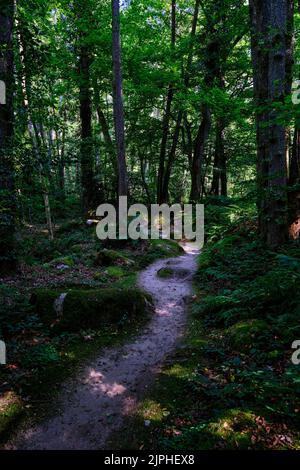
[7,242,198,450]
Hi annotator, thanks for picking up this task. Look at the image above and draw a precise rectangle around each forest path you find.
[8,242,198,450]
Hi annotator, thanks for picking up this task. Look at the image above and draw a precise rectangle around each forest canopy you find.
[1,0,299,272]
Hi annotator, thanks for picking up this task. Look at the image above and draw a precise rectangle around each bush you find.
[21,344,60,369]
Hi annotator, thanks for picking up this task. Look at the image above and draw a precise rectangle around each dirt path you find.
[7,243,198,450]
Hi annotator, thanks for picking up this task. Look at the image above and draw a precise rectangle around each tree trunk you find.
[211,118,227,196]
[157,0,176,204]
[249,0,294,246]
[112,0,128,197]
[43,192,54,240]
[190,105,211,202]
[161,0,200,203]
[79,42,94,214]
[288,128,300,239]
[0,0,16,273]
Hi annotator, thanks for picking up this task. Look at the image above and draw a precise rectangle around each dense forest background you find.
[1,0,300,451]
[1,0,300,266]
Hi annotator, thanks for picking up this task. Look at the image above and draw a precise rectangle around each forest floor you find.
[2,206,300,450]
[2,241,198,449]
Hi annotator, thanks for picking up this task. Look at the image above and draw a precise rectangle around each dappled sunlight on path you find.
[6,242,198,450]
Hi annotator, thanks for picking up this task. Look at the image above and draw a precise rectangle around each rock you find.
[31,287,153,333]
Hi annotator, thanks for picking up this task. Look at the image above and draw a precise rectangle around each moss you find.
[157,268,174,278]
[225,319,268,350]
[138,239,184,268]
[49,255,75,268]
[32,287,153,333]
[71,244,83,254]
[0,392,24,439]
[93,271,108,282]
[204,409,255,449]
[95,249,134,267]
[149,239,184,256]
[106,266,125,278]
[114,273,137,289]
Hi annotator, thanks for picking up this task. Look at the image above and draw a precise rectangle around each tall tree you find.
[161,0,200,203]
[249,0,294,246]
[112,0,128,197]
[0,0,16,273]
[76,0,95,214]
[157,0,176,204]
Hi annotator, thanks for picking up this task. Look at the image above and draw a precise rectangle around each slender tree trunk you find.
[288,128,300,239]
[249,0,294,246]
[0,0,16,273]
[157,0,176,204]
[137,147,151,205]
[190,105,211,202]
[288,0,300,238]
[58,125,66,203]
[161,0,200,203]
[290,128,300,186]
[211,117,227,196]
[112,0,128,197]
[43,192,54,240]
[79,42,94,214]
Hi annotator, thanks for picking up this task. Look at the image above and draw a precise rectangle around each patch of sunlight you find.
[138,399,170,422]
[0,391,23,434]
[86,368,127,397]
[208,409,255,445]
[164,363,190,378]
[63,351,76,360]
[0,391,21,412]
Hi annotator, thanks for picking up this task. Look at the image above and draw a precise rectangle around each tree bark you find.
[157,0,176,204]
[288,128,300,239]
[0,0,16,273]
[211,117,227,196]
[249,0,294,246]
[190,105,211,202]
[161,0,200,203]
[112,0,128,197]
[79,42,94,214]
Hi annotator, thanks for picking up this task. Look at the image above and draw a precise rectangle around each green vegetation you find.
[1,225,187,442]
[33,287,151,332]
[0,0,300,453]
[110,206,300,450]
[157,268,174,279]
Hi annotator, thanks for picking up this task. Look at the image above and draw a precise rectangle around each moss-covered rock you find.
[157,267,174,278]
[138,240,184,268]
[31,287,152,333]
[105,266,125,278]
[225,319,268,350]
[149,239,184,256]
[48,255,76,268]
[93,271,109,282]
[95,249,134,267]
